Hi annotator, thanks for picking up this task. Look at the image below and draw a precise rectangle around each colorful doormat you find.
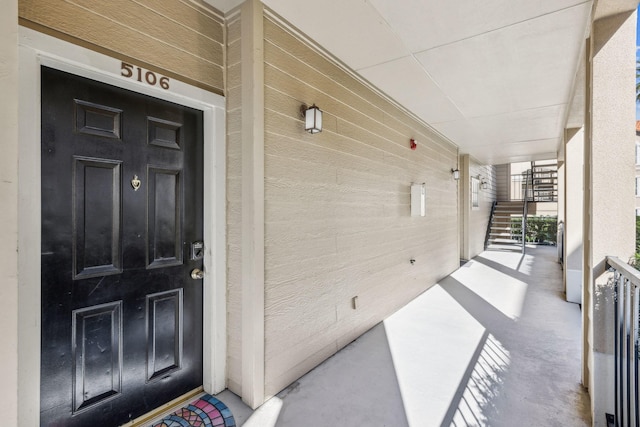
[151,394,236,427]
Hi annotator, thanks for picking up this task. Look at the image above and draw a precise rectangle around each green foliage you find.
[636,216,640,254]
[510,216,558,244]
[634,216,640,266]
[620,217,640,268]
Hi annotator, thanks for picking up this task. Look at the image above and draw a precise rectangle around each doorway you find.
[40,67,205,426]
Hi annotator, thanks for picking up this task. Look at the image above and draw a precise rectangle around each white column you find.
[459,154,471,260]
[0,1,19,425]
[585,9,636,425]
[241,0,266,409]
[564,128,584,304]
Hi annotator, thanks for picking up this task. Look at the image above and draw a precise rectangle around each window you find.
[636,142,640,165]
[471,177,479,209]
[636,176,640,196]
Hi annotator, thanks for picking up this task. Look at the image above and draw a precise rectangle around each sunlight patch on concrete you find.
[383,285,487,426]
[452,260,528,320]
[481,251,534,275]
[450,334,510,426]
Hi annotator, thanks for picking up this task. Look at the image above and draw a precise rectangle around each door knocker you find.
[131,175,141,191]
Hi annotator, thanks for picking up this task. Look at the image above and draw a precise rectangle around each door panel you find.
[147,167,182,268]
[72,301,123,412]
[40,67,204,427]
[73,157,123,279]
[147,289,183,381]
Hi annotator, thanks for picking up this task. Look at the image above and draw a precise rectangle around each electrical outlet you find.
[351,296,358,310]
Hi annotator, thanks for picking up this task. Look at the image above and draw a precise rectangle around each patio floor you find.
[219,245,591,427]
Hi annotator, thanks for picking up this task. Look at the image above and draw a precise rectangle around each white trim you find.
[18,26,226,426]
[240,0,266,409]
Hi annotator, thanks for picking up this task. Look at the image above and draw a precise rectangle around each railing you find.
[607,256,640,427]
[484,201,497,250]
[512,162,558,203]
[521,169,531,254]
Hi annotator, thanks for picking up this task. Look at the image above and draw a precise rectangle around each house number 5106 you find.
[121,62,170,90]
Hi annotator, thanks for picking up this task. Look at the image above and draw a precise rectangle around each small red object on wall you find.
[410,138,417,150]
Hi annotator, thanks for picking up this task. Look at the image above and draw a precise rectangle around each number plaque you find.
[120,62,170,90]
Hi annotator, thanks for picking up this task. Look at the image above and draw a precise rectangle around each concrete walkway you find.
[219,245,591,427]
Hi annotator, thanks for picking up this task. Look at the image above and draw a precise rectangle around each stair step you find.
[488,239,521,245]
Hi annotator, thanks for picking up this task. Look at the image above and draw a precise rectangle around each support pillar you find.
[585,10,636,425]
[564,127,584,304]
[0,1,19,425]
[459,154,471,261]
[240,0,266,409]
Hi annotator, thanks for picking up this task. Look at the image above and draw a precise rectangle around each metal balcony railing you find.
[510,160,558,203]
[607,256,640,427]
[521,169,530,254]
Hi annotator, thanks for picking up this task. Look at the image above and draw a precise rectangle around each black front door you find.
[40,67,204,426]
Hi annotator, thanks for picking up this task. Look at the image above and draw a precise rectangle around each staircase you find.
[531,160,558,202]
[486,201,524,250]
[486,159,558,252]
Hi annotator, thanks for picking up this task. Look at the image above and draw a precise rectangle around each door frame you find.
[18,26,226,426]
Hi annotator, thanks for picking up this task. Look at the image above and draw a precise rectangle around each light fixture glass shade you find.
[452,168,460,180]
[305,104,322,134]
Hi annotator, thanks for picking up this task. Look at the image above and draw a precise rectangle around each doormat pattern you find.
[151,394,235,427]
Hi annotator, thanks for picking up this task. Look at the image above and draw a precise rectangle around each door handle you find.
[190,268,204,280]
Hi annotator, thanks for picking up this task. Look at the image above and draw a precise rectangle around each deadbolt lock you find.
[191,241,204,260]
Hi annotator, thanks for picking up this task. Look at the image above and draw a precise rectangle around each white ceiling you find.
[208,0,596,165]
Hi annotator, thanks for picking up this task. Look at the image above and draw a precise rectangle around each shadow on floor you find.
[220,246,591,427]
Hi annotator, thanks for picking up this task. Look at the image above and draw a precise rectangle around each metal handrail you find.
[608,257,640,287]
[521,169,531,254]
[607,256,640,427]
[484,201,497,250]
[530,161,536,203]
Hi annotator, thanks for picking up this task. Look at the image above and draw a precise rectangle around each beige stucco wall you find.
[19,0,225,93]
[261,13,460,397]
[494,163,510,202]
[564,127,583,304]
[0,1,19,424]
[636,135,640,213]
[586,10,637,425]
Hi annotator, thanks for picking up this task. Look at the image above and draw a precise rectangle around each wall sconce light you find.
[301,104,323,134]
[480,179,488,190]
[451,168,460,180]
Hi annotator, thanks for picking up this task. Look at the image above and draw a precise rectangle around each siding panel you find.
[263,13,459,398]
[19,0,224,92]
[495,163,510,201]
[468,160,497,257]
